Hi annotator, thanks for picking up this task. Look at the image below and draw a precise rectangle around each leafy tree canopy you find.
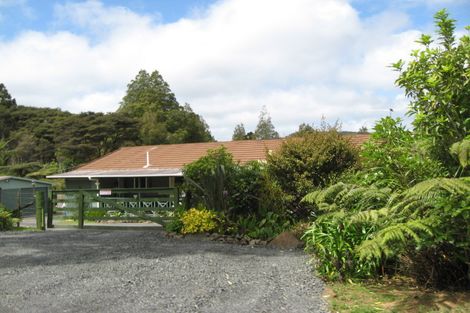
[393,9,470,167]
[118,69,213,144]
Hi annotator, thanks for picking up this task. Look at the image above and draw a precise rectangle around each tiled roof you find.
[48,134,369,178]
[78,139,285,170]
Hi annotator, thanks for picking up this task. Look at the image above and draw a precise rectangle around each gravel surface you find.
[0,230,327,313]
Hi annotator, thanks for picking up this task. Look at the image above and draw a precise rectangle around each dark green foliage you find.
[118,70,213,144]
[0,83,17,139]
[267,130,359,217]
[360,117,448,189]
[0,74,212,178]
[165,217,184,233]
[183,148,285,221]
[0,206,16,231]
[234,211,291,240]
[393,9,470,168]
[230,161,265,215]
[183,147,236,213]
[0,162,43,177]
[303,178,470,288]
[0,91,140,175]
[54,112,139,168]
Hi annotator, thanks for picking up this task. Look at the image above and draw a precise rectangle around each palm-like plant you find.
[303,178,470,286]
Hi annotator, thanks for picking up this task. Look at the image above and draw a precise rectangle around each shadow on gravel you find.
[0,230,297,270]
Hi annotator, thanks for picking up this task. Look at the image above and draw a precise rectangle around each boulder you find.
[269,231,304,249]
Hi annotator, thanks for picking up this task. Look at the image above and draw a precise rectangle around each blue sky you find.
[0,0,469,139]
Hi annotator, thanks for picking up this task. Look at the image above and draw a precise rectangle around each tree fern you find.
[304,177,470,283]
[450,138,470,176]
[356,219,432,261]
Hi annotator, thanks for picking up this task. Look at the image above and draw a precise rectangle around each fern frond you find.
[450,139,470,168]
[318,182,351,204]
[356,188,391,211]
[356,219,432,261]
[404,178,470,198]
[349,207,389,224]
[301,190,321,205]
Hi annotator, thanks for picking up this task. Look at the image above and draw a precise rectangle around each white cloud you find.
[0,0,424,140]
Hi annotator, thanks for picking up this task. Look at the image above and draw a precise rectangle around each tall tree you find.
[118,69,212,144]
[254,106,279,140]
[232,123,247,140]
[0,83,17,139]
[393,9,470,167]
[0,83,16,108]
[118,70,179,116]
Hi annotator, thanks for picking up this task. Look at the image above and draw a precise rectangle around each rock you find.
[259,240,268,246]
[166,232,176,238]
[249,239,262,246]
[269,231,304,249]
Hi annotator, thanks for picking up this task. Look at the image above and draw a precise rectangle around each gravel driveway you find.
[0,229,327,313]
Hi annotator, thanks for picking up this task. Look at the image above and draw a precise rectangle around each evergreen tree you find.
[232,123,247,140]
[358,126,368,133]
[0,83,16,108]
[118,69,212,144]
[0,83,17,139]
[254,106,279,140]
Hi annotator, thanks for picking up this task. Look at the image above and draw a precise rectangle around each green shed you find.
[0,176,51,217]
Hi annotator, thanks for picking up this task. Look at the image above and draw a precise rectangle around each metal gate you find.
[51,188,179,228]
[0,187,49,228]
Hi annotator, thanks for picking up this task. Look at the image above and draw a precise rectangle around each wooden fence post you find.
[35,191,45,230]
[47,195,54,229]
[78,192,84,229]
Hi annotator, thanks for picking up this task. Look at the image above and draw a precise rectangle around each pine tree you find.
[0,83,17,108]
[232,123,247,140]
[254,106,279,140]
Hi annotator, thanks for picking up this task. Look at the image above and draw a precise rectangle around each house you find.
[0,176,51,213]
[47,135,369,190]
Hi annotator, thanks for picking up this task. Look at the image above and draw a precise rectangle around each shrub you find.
[267,130,359,218]
[0,205,17,231]
[164,206,186,233]
[230,161,265,215]
[360,117,448,189]
[183,147,236,213]
[303,178,470,288]
[183,148,275,218]
[234,211,291,240]
[181,208,219,234]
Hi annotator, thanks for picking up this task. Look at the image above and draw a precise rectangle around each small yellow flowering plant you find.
[181,208,219,234]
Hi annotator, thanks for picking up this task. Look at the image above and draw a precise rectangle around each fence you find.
[51,187,180,228]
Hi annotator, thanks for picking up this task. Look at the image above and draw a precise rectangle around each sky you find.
[0,0,469,140]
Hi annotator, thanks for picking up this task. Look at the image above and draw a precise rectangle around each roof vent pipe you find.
[143,151,150,168]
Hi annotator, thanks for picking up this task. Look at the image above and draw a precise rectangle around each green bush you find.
[183,147,236,213]
[0,205,17,231]
[267,130,359,218]
[360,117,448,189]
[183,147,278,218]
[303,178,470,288]
[235,211,291,240]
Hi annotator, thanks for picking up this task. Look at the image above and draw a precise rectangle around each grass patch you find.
[10,226,42,232]
[325,277,470,313]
